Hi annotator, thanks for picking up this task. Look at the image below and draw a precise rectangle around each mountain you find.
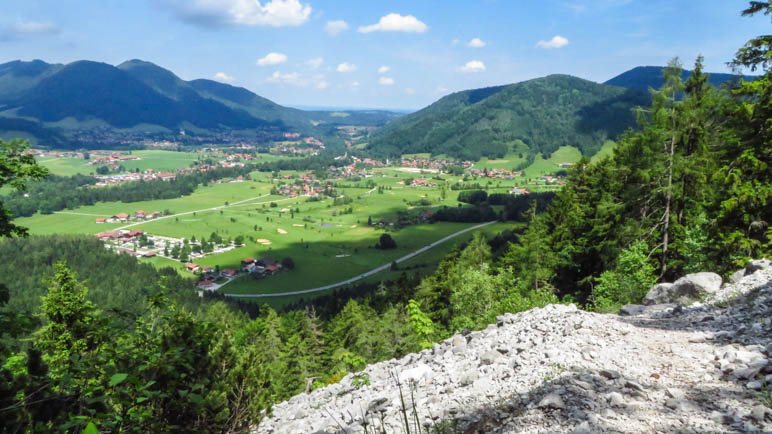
[605,66,756,93]
[367,74,650,160]
[0,59,401,148]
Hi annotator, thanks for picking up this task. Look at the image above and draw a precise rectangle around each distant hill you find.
[604,66,755,93]
[0,59,401,148]
[367,74,649,160]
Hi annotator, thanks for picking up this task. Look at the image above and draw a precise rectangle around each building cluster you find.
[96,210,164,223]
[399,157,473,170]
[95,169,176,187]
[400,177,439,187]
[467,168,522,179]
[273,173,326,197]
[328,163,375,179]
[509,187,530,195]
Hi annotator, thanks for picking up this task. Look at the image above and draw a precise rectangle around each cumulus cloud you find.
[352,81,360,87]
[336,62,357,73]
[157,0,311,28]
[325,20,348,36]
[467,37,486,48]
[377,66,390,74]
[306,57,323,69]
[214,72,235,82]
[379,76,395,86]
[257,52,288,66]
[460,60,486,73]
[405,88,415,95]
[536,35,569,49]
[358,13,427,34]
[315,79,328,89]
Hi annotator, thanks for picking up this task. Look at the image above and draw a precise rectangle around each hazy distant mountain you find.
[604,66,755,93]
[0,59,401,147]
[367,74,649,160]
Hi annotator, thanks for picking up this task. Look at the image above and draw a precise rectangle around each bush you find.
[376,234,397,249]
[591,241,657,312]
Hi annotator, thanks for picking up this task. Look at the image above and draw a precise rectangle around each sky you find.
[0,0,768,110]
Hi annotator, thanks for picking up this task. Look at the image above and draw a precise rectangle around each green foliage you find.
[406,300,435,349]
[0,139,49,237]
[368,75,649,160]
[591,241,657,312]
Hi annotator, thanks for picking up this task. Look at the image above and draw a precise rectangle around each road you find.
[222,220,497,298]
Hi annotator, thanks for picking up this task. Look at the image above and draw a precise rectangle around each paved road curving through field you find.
[223,220,497,298]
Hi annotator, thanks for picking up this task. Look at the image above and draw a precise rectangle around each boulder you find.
[537,393,565,410]
[746,258,771,275]
[672,272,722,300]
[643,273,722,305]
[729,269,746,284]
[643,283,675,305]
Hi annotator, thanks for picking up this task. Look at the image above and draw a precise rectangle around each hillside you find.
[605,66,756,93]
[0,59,401,148]
[366,75,649,160]
[258,265,772,433]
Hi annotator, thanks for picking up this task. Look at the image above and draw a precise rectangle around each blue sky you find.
[0,0,767,110]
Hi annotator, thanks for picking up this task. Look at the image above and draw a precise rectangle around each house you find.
[95,231,119,240]
[142,251,157,258]
[135,210,146,220]
[109,213,129,223]
[256,257,277,267]
[197,280,215,287]
[241,257,256,266]
[509,187,530,195]
[186,263,200,273]
[221,269,238,277]
[265,264,279,274]
[202,266,214,274]
[151,211,162,219]
[95,218,106,224]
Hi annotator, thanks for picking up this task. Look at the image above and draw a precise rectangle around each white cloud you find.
[306,57,323,69]
[336,62,357,73]
[325,20,348,36]
[467,37,486,48]
[352,81,360,87]
[377,66,390,74]
[267,70,326,89]
[358,13,427,34]
[460,60,486,73]
[12,20,60,34]
[451,39,459,46]
[214,72,235,82]
[257,52,288,66]
[379,76,395,86]
[159,0,311,28]
[536,35,569,49]
[405,88,415,95]
[435,85,449,94]
[267,70,301,85]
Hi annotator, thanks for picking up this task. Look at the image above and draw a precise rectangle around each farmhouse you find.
[96,231,120,240]
[509,187,530,195]
[109,213,130,223]
[197,280,215,288]
[135,210,146,219]
[221,269,238,278]
[186,263,200,273]
[95,218,106,224]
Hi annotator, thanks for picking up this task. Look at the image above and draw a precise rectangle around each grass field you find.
[16,144,596,305]
[15,166,514,304]
[590,140,617,163]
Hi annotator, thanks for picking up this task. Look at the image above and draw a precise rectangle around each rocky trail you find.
[257,262,772,433]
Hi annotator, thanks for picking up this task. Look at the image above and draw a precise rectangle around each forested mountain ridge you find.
[0,59,401,147]
[605,65,757,93]
[366,74,650,160]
